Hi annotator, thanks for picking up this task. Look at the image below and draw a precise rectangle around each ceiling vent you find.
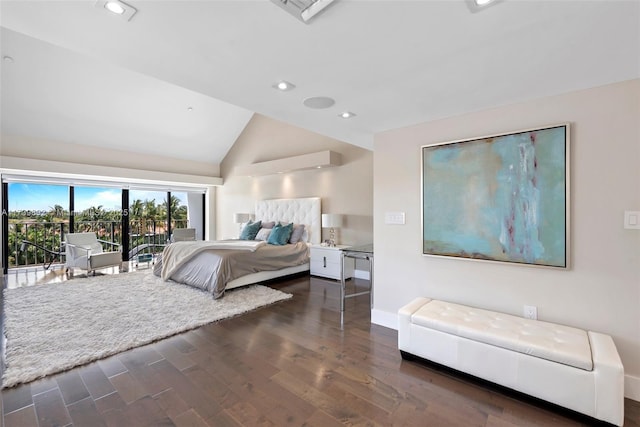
[270,0,336,23]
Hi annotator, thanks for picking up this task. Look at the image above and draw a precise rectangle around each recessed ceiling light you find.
[272,80,296,91]
[105,1,125,14]
[467,0,500,11]
[339,111,356,119]
[303,96,335,109]
[270,0,336,24]
[3,56,14,63]
[95,0,137,21]
[187,107,193,112]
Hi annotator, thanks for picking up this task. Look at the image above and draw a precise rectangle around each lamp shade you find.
[234,213,252,223]
[321,213,343,228]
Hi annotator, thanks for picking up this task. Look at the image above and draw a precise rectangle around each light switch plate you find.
[624,211,640,229]
[385,212,405,225]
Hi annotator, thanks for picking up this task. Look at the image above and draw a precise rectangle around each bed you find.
[154,197,321,298]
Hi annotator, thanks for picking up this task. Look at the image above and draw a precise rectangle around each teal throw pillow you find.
[267,222,294,245]
[239,220,262,240]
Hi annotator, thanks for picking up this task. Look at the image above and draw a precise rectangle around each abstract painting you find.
[422,124,569,268]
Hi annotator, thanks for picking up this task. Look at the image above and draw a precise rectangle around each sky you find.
[8,183,186,214]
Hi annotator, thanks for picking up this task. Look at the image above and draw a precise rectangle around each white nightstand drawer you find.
[312,247,342,263]
[310,245,354,280]
[310,259,340,279]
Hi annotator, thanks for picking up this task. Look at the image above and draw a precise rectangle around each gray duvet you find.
[154,242,309,299]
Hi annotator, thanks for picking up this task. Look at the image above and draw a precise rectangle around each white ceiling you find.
[1,0,638,166]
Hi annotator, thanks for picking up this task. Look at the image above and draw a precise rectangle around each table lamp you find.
[234,213,252,235]
[321,213,343,247]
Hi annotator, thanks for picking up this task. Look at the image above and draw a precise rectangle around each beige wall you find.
[373,79,640,397]
[217,114,373,246]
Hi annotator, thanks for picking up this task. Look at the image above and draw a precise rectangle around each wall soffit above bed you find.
[234,150,341,177]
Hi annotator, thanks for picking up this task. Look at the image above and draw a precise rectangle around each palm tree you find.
[143,199,158,232]
[49,204,66,221]
[129,199,144,240]
[167,195,181,218]
[78,205,107,221]
[130,199,143,219]
[165,195,187,227]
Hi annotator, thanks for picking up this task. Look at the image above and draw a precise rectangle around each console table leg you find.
[340,252,346,311]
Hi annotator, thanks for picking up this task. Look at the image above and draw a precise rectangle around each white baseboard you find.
[369,309,640,402]
[371,309,398,330]
[626,374,640,401]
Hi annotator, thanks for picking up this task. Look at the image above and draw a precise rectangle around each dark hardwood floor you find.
[1,271,639,426]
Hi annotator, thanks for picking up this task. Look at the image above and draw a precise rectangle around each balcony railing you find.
[7,219,188,269]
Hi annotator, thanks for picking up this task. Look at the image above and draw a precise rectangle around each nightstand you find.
[310,245,354,280]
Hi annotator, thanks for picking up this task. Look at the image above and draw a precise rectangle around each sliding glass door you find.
[72,185,123,257]
[6,183,69,269]
[2,178,206,273]
[129,190,171,258]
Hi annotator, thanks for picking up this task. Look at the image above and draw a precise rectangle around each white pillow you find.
[255,228,272,241]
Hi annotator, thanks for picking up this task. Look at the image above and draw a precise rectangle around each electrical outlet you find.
[523,305,537,320]
[624,211,640,229]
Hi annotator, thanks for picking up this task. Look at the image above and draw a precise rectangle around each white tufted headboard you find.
[254,197,321,244]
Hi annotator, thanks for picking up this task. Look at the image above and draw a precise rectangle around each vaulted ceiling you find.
[1,0,638,166]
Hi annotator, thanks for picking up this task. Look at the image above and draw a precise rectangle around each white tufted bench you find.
[398,297,624,426]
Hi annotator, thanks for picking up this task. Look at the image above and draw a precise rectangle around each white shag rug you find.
[2,270,292,388]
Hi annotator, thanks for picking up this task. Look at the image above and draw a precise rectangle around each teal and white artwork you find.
[422,124,568,268]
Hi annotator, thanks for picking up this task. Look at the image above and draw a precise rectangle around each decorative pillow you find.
[260,221,276,229]
[239,220,262,240]
[289,224,306,244]
[255,228,272,241]
[267,222,294,245]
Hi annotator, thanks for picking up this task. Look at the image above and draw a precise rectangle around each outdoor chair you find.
[170,228,197,242]
[65,232,122,275]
